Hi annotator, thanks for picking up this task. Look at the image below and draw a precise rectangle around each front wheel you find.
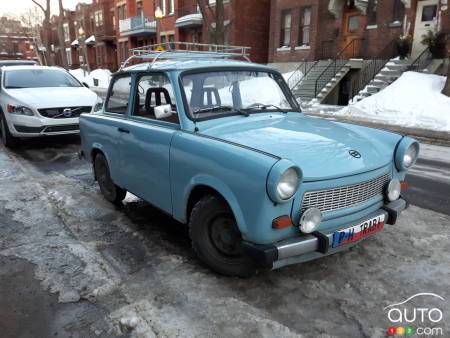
[94,153,126,204]
[189,195,256,277]
[0,113,18,148]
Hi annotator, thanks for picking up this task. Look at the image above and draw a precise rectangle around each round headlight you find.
[277,168,299,200]
[403,143,418,168]
[386,179,401,202]
[299,208,322,233]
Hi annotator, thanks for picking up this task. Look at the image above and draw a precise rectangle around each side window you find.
[133,73,179,124]
[105,75,131,114]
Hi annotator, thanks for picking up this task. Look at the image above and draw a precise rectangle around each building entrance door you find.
[412,0,440,58]
[341,10,361,58]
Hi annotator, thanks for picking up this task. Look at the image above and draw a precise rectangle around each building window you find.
[422,5,437,21]
[169,0,174,14]
[118,5,127,20]
[137,1,143,17]
[367,0,377,25]
[298,7,311,46]
[392,0,405,23]
[95,11,103,26]
[63,23,70,41]
[161,35,166,44]
[66,48,72,65]
[348,15,360,32]
[280,10,292,47]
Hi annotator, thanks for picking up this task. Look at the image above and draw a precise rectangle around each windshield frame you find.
[3,68,83,89]
[179,67,301,122]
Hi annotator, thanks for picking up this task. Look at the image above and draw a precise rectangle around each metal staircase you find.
[291,38,363,104]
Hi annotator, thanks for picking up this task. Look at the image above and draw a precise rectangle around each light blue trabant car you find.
[79,52,419,277]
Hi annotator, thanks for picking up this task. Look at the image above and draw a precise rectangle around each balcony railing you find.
[175,5,203,28]
[119,15,157,36]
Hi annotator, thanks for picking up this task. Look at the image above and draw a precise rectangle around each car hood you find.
[201,114,400,181]
[5,87,98,108]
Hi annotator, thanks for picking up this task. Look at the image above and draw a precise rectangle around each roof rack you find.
[119,42,251,71]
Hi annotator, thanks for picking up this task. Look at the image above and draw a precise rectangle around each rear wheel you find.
[94,153,126,204]
[189,195,256,277]
[0,113,18,148]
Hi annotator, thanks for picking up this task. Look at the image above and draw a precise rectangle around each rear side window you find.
[105,75,131,114]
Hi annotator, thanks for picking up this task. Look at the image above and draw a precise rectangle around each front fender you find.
[182,175,249,235]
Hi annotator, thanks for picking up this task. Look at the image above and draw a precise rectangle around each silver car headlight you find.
[403,143,419,168]
[395,138,419,171]
[7,104,34,116]
[267,160,302,203]
[386,179,401,202]
[299,208,322,233]
[277,167,299,200]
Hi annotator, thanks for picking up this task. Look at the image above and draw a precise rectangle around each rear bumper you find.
[242,199,408,270]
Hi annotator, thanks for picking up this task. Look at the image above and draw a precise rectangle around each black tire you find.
[94,153,126,204]
[0,112,18,148]
[189,195,256,277]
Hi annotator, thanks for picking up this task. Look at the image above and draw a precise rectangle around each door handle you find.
[117,127,130,133]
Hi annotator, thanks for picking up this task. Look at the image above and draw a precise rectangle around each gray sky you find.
[1,0,92,16]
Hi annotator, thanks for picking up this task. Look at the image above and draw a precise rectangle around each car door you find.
[99,73,133,188]
[118,72,180,214]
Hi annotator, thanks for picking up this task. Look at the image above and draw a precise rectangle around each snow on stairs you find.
[292,60,352,104]
[353,58,412,102]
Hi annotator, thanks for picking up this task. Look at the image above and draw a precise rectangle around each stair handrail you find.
[314,38,363,97]
[287,60,318,90]
[407,47,432,72]
[349,38,397,100]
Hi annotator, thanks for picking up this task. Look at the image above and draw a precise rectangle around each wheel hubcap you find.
[210,215,241,256]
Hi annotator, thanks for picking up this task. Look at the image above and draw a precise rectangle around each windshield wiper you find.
[192,105,249,117]
[245,104,288,114]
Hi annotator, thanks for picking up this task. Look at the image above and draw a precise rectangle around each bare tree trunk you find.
[32,0,53,65]
[442,61,450,97]
[196,0,225,45]
[57,0,69,69]
[214,0,225,45]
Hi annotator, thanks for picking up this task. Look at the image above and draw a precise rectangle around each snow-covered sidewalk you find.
[312,72,450,132]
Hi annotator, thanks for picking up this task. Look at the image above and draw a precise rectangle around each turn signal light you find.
[400,181,408,191]
[272,215,293,229]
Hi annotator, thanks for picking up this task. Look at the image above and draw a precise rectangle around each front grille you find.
[44,124,79,133]
[38,106,91,118]
[300,173,390,214]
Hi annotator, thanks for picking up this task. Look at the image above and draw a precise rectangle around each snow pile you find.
[340,72,450,132]
[69,68,112,88]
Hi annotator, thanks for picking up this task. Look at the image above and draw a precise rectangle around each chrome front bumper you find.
[242,199,408,270]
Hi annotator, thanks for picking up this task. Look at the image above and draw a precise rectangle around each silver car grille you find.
[300,173,390,214]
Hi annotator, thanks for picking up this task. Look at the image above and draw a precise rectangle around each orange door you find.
[341,10,361,58]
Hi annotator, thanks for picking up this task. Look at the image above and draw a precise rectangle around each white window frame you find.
[65,47,72,65]
[63,23,70,42]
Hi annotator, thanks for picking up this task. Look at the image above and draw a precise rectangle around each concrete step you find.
[366,86,380,94]
[385,63,409,71]
[380,69,402,77]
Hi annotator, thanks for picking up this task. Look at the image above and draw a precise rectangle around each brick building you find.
[0,17,38,61]
[92,0,118,69]
[115,0,270,67]
[269,0,450,63]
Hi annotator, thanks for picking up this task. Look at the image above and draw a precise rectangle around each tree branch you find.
[31,0,46,14]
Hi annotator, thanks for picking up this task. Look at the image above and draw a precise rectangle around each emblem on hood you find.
[63,108,73,117]
[349,150,361,158]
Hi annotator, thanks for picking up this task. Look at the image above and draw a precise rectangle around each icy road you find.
[0,137,449,338]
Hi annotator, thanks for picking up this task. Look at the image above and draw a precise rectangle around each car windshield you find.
[4,69,82,89]
[181,70,299,120]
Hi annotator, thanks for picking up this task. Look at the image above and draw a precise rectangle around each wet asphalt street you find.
[0,135,449,338]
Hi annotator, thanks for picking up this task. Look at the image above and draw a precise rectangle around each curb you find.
[304,112,450,147]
